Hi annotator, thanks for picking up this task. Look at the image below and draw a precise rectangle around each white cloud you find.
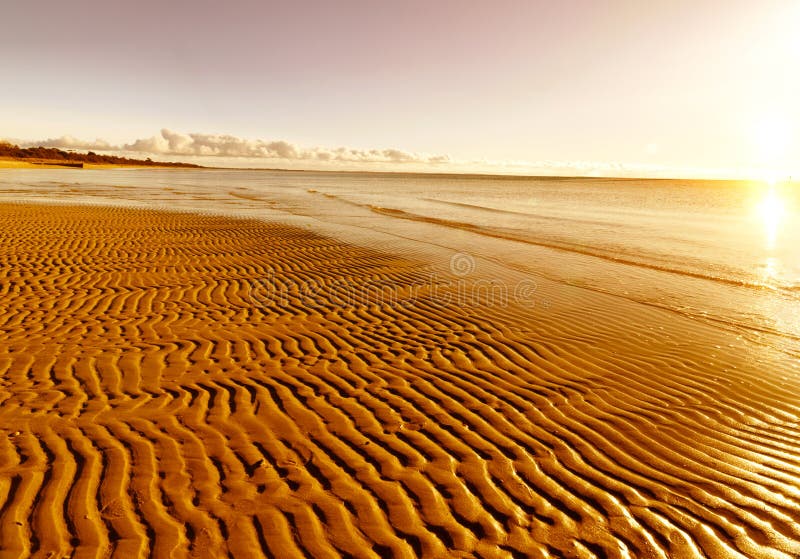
[25,135,116,151]
[122,129,450,164]
[17,129,451,165]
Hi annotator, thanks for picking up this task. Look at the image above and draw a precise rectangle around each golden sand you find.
[1,203,799,558]
[0,158,185,170]
[0,160,55,169]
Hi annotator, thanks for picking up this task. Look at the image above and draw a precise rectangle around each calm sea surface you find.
[2,169,798,350]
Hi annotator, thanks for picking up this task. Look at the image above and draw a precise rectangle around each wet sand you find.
[1,202,800,558]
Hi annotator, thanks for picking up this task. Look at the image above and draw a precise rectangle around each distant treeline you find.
[0,141,200,168]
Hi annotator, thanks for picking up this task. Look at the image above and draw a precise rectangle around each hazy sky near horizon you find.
[2,0,798,176]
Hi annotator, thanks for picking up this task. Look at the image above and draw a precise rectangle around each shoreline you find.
[5,158,796,183]
[0,167,797,355]
[0,167,796,354]
[0,201,798,557]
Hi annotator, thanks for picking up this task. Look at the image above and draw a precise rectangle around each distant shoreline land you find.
[0,141,201,169]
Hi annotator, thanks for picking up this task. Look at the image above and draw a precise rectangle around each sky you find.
[1,0,799,177]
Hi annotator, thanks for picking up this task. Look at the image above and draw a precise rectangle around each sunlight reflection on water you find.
[758,185,785,251]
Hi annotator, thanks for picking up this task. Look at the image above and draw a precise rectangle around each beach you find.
[1,181,799,557]
[0,158,194,170]
[6,0,800,555]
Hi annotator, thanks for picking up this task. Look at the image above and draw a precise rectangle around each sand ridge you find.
[1,203,799,558]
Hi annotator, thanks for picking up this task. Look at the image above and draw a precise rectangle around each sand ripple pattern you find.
[1,204,799,559]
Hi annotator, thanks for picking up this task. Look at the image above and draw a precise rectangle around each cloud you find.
[18,129,451,165]
[22,130,651,174]
[122,129,450,164]
[19,130,682,176]
[26,135,117,151]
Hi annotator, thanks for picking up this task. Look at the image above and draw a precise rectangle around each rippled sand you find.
[1,203,799,558]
